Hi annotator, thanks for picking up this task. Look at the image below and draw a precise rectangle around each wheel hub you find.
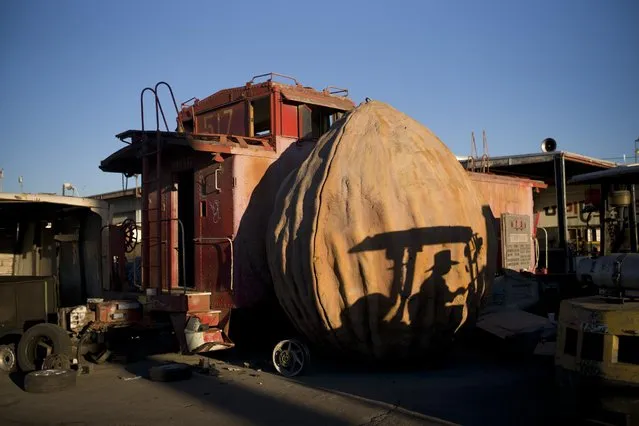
[272,339,309,377]
[280,351,291,367]
[0,345,16,372]
[42,354,71,371]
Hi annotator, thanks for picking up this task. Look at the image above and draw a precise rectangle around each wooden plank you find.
[0,253,15,275]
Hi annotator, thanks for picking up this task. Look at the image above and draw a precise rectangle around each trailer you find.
[0,192,121,373]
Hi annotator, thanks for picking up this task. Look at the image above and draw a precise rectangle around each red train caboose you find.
[100,73,354,355]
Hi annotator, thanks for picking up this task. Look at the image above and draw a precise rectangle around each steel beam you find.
[630,185,638,252]
[554,154,569,272]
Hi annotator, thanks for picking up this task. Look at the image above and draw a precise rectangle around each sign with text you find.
[501,213,532,271]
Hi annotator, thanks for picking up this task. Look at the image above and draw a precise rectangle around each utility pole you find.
[636,137,639,163]
[0,168,3,192]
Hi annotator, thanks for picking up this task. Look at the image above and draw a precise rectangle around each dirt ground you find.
[0,344,558,426]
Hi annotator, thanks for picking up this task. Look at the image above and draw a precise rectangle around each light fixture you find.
[62,182,80,197]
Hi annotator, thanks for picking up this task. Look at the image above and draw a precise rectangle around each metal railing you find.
[103,219,234,294]
[249,72,299,86]
[145,218,186,294]
[140,81,183,133]
[193,237,234,291]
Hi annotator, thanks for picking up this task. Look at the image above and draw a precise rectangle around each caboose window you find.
[251,97,270,137]
[299,105,340,140]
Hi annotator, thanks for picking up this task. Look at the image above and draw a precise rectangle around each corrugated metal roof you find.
[569,163,639,184]
[459,151,616,183]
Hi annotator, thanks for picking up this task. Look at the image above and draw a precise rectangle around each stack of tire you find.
[1,323,76,393]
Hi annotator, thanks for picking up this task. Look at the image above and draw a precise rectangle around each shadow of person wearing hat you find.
[408,249,468,361]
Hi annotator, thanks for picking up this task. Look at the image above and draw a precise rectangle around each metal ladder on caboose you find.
[139,82,182,294]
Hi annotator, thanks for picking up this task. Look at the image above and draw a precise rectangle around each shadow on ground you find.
[122,355,445,426]
[113,327,559,426]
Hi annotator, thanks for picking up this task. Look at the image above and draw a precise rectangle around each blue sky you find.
[1,0,637,195]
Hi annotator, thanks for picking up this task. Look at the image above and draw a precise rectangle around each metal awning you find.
[100,143,141,175]
[0,192,105,209]
[569,164,639,185]
[100,130,278,175]
[459,152,616,184]
[279,86,354,111]
[0,192,108,220]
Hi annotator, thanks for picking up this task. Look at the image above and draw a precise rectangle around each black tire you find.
[24,369,76,393]
[149,364,192,382]
[17,324,72,372]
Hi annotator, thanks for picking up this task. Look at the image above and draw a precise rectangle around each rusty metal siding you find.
[168,185,179,288]
[179,83,272,124]
[196,101,246,136]
[194,161,233,295]
[469,173,537,219]
[469,172,542,270]
[279,86,354,111]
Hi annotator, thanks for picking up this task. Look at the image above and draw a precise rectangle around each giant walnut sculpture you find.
[267,101,496,361]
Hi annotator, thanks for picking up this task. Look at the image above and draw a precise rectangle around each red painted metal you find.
[271,86,281,139]
[90,300,142,324]
[189,310,220,326]
[196,101,246,136]
[149,292,211,312]
[281,103,298,138]
[194,162,234,293]
[201,328,225,343]
[178,83,272,125]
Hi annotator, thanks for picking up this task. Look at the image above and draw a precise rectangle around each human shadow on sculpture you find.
[296,204,498,367]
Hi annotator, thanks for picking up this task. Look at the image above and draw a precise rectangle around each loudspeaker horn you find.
[541,138,557,153]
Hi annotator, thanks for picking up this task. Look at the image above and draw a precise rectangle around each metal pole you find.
[156,137,162,294]
[44,279,48,323]
[554,154,569,272]
[630,185,638,252]
[142,149,149,290]
[600,184,609,256]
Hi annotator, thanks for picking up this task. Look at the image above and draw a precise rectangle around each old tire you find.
[149,364,192,382]
[17,324,72,372]
[0,344,17,373]
[24,369,76,393]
